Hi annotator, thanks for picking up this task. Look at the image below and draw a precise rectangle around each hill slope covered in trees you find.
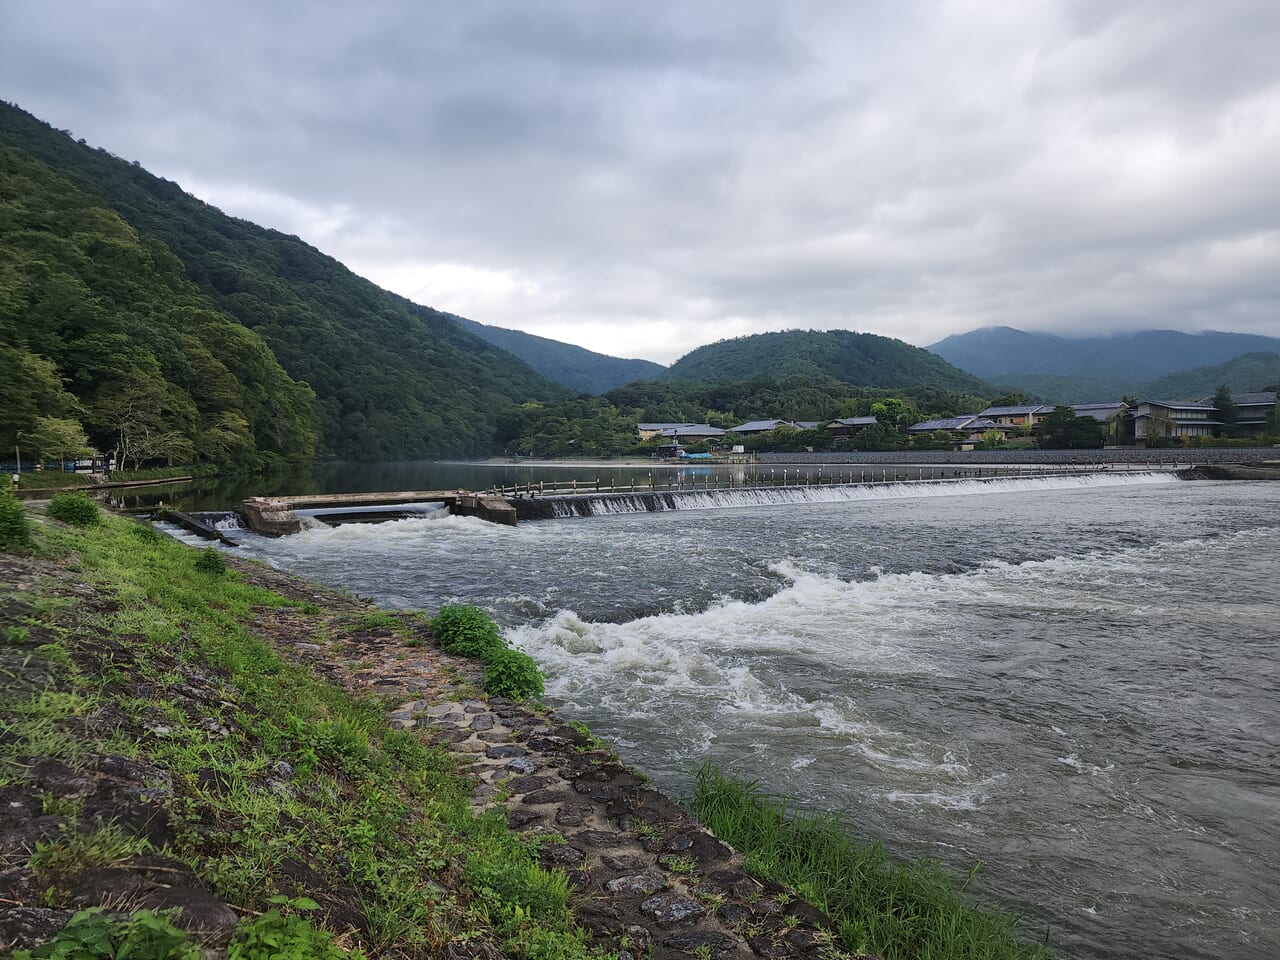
[664,329,990,394]
[0,102,564,461]
[0,143,317,469]
[452,316,665,393]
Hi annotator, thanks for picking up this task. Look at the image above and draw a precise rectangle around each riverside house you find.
[637,423,727,442]
[1129,400,1219,441]
[906,415,1005,449]
[826,416,878,437]
[976,404,1053,428]
[727,419,800,435]
[1233,392,1278,433]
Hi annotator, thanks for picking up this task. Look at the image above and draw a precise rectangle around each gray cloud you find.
[3,0,1278,363]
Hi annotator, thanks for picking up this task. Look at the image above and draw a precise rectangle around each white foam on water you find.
[542,471,1183,517]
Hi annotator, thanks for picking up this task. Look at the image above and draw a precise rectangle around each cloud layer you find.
[4,0,1278,362]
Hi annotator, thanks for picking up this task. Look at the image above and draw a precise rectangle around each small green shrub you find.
[12,907,200,960]
[193,547,227,576]
[483,648,545,700]
[308,717,370,770]
[129,523,165,544]
[228,896,363,960]
[46,493,100,527]
[0,490,32,550]
[430,605,506,659]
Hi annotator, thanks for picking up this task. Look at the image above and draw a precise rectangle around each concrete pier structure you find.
[241,491,516,536]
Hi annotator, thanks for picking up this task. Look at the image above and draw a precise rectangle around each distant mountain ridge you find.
[929,326,1280,402]
[450,315,665,394]
[664,329,990,394]
[930,326,1280,381]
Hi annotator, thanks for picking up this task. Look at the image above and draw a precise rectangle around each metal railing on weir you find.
[486,460,1188,498]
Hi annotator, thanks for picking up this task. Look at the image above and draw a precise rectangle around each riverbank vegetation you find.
[691,767,1053,960]
[496,379,994,458]
[1,506,600,958]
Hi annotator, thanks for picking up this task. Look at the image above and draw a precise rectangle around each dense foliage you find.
[1144,353,1280,401]
[45,492,101,526]
[1,102,565,461]
[453,316,665,394]
[0,489,31,549]
[429,604,505,659]
[664,329,990,394]
[1036,407,1105,450]
[483,648,546,700]
[0,144,316,470]
[498,376,992,457]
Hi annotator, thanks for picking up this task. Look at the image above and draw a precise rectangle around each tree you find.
[1211,385,1239,438]
[992,392,1029,406]
[869,398,919,434]
[26,416,95,465]
[978,429,1006,450]
[1038,406,1104,449]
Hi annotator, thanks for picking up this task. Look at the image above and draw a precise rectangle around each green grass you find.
[2,512,603,959]
[691,764,1053,960]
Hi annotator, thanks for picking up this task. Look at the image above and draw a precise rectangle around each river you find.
[164,465,1280,960]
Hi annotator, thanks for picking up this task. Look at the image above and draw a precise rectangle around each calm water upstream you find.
[173,470,1280,960]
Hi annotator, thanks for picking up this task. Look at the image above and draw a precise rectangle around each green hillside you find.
[452,315,665,393]
[0,143,316,469]
[1143,352,1280,400]
[665,329,990,394]
[0,102,564,461]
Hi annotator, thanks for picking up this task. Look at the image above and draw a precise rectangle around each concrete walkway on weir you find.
[241,490,516,535]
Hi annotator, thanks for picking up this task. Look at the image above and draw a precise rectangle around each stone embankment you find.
[394,699,841,960]
[288,636,858,960]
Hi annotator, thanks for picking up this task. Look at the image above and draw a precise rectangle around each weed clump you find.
[46,492,100,527]
[430,604,506,658]
[483,648,545,700]
[0,489,32,550]
[194,546,227,576]
[12,907,200,960]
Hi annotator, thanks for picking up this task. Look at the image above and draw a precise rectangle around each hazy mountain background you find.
[451,316,665,394]
[930,326,1280,401]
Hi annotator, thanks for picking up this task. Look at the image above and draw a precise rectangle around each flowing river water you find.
[169,469,1279,960]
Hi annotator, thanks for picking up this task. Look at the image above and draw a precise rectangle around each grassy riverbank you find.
[692,767,1053,960]
[1,501,599,958]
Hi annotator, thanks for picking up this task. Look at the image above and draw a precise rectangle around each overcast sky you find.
[3,1,1278,364]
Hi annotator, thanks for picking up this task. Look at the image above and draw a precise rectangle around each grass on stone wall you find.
[691,764,1054,960]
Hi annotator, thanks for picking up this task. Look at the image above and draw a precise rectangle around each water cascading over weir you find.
[506,469,1189,520]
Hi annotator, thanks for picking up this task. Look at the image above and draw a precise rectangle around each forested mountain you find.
[930,326,1280,382]
[1143,352,1280,400]
[0,143,317,469]
[0,102,564,461]
[664,329,990,394]
[451,316,665,394]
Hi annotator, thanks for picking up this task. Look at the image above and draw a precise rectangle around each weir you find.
[241,490,516,536]
[508,468,1192,520]
[241,465,1194,534]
